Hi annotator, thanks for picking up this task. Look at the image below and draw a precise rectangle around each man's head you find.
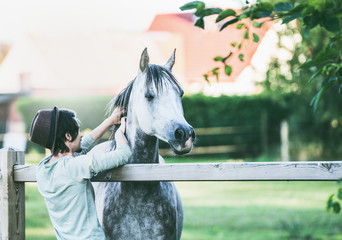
[30,107,81,156]
[53,110,81,156]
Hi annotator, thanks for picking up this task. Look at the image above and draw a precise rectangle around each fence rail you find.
[14,161,342,182]
[1,148,342,239]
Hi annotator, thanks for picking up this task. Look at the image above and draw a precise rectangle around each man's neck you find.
[48,151,73,164]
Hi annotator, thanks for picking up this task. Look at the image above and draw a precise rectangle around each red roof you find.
[148,13,272,83]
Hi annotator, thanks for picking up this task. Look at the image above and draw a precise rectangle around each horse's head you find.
[126,48,195,155]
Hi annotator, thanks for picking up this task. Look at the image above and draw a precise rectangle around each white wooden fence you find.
[1,148,342,239]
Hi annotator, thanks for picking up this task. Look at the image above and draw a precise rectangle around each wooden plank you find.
[14,161,342,182]
[0,149,25,240]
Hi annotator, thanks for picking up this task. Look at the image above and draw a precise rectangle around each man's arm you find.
[89,108,124,142]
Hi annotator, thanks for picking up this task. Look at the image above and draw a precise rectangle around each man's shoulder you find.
[37,155,52,167]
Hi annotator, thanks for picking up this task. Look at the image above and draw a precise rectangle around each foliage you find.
[180,0,342,108]
[327,179,342,214]
[182,93,287,158]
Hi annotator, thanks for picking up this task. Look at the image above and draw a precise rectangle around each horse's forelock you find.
[146,64,183,95]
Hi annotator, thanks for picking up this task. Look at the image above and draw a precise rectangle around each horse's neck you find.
[126,120,159,164]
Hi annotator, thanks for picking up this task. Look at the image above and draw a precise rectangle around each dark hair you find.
[52,110,80,156]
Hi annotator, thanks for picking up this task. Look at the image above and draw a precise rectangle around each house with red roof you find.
[148,13,272,91]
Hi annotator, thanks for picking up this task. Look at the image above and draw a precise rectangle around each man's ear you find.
[65,133,72,142]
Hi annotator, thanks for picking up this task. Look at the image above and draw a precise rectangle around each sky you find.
[0,0,252,43]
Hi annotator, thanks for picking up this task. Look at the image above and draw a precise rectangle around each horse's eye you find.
[145,92,155,101]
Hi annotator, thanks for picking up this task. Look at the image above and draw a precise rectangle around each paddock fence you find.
[1,148,342,239]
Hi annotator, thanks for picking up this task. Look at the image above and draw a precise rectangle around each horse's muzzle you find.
[169,125,196,155]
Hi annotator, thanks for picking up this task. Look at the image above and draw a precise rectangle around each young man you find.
[30,106,131,240]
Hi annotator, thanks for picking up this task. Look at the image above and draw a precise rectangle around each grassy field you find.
[25,156,342,239]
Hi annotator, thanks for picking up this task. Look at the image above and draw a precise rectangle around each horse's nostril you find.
[174,128,185,140]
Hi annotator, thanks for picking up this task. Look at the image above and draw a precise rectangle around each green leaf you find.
[225,65,232,76]
[252,33,260,43]
[220,18,239,31]
[250,2,274,19]
[231,42,237,47]
[243,30,249,39]
[321,16,341,33]
[213,56,224,62]
[308,69,322,83]
[180,1,205,11]
[203,74,210,83]
[337,188,342,200]
[216,9,236,22]
[226,52,233,59]
[274,2,293,12]
[238,54,244,62]
[195,18,205,29]
[288,3,308,15]
[252,22,263,28]
[300,60,315,69]
[282,12,301,24]
[333,202,341,213]
[338,178,342,185]
[327,194,335,211]
[310,85,328,111]
[196,8,222,17]
[301,5,315,17]
[237,23,245,29]
[303,15,319,34]
[211,67,220,81]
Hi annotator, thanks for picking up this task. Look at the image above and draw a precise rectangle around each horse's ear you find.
[164,49,176,71]
[139,48,149,72]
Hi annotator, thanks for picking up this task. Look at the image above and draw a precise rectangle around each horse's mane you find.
[107,64,183,147]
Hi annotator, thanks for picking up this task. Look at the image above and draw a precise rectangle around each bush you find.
[181,93,288,158]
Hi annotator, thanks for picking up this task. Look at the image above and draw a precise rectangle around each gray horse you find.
[89,48,196,239]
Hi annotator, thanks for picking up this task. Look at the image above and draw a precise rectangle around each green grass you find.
[26,181,342,240]
[25,155,342,240]
[176,181,342,240]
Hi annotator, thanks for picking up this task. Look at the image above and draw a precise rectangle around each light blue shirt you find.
[36,135,132,240]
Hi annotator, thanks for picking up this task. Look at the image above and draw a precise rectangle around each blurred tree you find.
[181,0,342,213]
[180,0,342,110]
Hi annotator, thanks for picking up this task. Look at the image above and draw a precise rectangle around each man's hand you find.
[109,108,125,126]
[90,108,126,142]
[115,117,129,145]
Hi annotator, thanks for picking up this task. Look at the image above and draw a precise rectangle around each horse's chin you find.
[169,135,194,155]
[170,145,193,155]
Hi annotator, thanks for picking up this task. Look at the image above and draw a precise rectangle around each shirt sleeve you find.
[67,144,132,180]
[73,134,97,157]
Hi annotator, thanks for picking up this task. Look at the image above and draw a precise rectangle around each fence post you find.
[281,120,289,162]
[0,148,25,240]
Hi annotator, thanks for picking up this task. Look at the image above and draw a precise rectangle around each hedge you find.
[16,93,342,160]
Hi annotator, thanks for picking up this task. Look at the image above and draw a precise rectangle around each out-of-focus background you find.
[1,0,342,239]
